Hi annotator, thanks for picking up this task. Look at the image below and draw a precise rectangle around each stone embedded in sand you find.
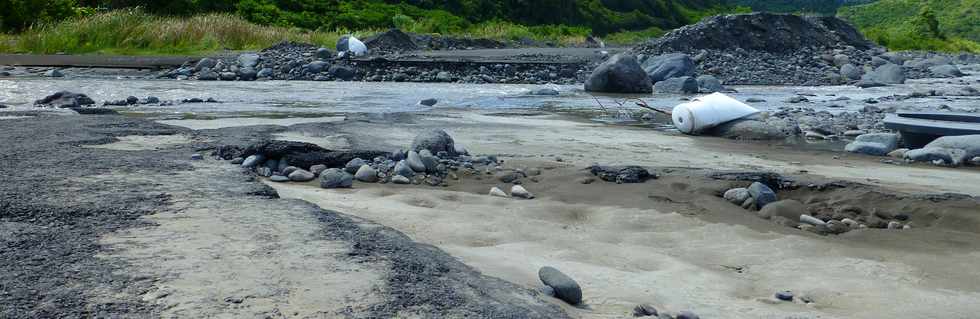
[845,133,900,156]
[489,187,509,198]
[633,304,659,317]
[230,157,244,165]
[723,188,750,204]
[190,153,204,160]
[510,185,534,199]
[756,199,803,220]
[775,291,794,301]
[538,266,582,305]
[288,169,316,182]
[841,218,859,228]
[653,76,699,94]
[825,220,850,234]
[675,310,700,319]
[498,171,523,184]
[345,158,367,174]
[453,143,469,156]
[887,221,902,229]
[354,165,379,183]
[748,182,777,209]
[589,165,654,183]
[319,168,353,189]
[269,175,290,183]
[406,151,426,172]
[419,98,438,106]
[391,175,411,184]
[411,129,457,156]
[905,147,969,166]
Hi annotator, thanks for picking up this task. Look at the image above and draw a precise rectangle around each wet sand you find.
[252,111,980,318]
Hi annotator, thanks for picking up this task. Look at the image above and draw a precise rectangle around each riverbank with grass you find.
[0,9,667,56]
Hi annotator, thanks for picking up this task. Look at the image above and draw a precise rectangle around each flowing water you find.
[3,75,978,122]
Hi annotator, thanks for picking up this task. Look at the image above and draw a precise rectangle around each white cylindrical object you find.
[671,92,759,134]
[348,36,368,56]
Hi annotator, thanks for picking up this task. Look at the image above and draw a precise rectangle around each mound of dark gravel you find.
[632,13,881,85]
[637,13,872,54]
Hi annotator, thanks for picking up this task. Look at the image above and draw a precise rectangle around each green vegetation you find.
[838,0,980,52]
[728,0,843,14]
[6,9,356,55]
[0,0,754,55]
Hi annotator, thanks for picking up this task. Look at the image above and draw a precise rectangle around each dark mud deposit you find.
[0,112,567,318]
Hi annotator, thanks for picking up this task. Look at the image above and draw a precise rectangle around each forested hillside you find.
[1,0,734,35]
[727,0,844,14]
[838,0,980,51]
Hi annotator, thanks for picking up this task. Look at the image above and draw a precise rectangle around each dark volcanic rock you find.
[585,54,652,93]
[641,53,695,82]
[34,91,96,108]
[538,266,582,305]
[239,140,387,170]
[410,129,457,156]
[589,165,654,183]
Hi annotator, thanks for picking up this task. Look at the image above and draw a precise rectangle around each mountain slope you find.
[837,0,980,51]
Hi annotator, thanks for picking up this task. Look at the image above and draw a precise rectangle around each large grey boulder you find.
[653,76,699,94]
[748,182,777,209]
[538,266,582,305]
[328,65,356,80]
[194,57,217,71]
[306,61,329,74]
[406,151,426,172]
[237,53,260,68]
[696,75,725,93]
[354,165,379,182]
[584,54,652,93]
[923,135,980,158]
[840,63,863,80]
[861,64,905,84]
[288,169,316,182]
[905,148,969,166]
[641,53,695,83]
[930,65,965,78]
[34,91,95,108]
[319,168,353,188]
[844,133,900,156]
[410,129,457,156]
[198,69,218,81]
[393,160,415,178]
[345,158,367,174]
[418,150,440,173]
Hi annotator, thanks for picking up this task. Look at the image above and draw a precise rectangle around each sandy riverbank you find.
[235,110,980,318]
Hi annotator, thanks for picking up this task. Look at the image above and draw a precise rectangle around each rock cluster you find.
[631,13,972,86]
[161,40,587,84]
[221,130,545,196]
[722,182,916,235]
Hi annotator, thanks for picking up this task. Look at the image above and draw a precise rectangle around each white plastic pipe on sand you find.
[671,92,760,134]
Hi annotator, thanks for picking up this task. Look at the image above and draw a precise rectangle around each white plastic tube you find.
[672,92,760,134]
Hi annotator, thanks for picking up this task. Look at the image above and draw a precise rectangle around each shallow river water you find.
[2,74,978,120]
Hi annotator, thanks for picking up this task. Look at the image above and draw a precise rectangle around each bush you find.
[0,0,78,32]
[3,8,356,55]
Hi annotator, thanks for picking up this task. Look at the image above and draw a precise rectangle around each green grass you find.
[838,0,980,52]
[0,9,377,55]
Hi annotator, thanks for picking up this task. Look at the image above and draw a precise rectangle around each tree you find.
[912,6,944,39]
